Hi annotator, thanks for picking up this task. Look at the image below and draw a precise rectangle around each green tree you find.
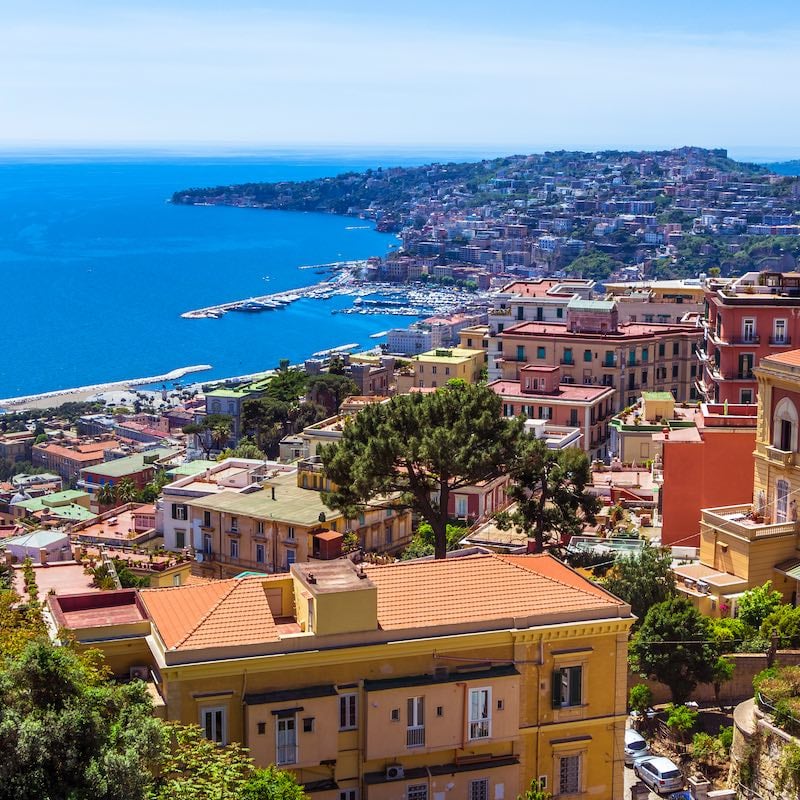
[400,522,467,560]
[712,656,735,708]
[265,369,308,404]
[321,382,523,559]
[183,414,234,459]
[760,604,800,648]
[96,482,116,508]
[601,543,676,626]
[307,373,359,414]
[242,399,291,456]
[497,439,598,553]
[115,477,138,505]
[629,597,719,704]
[738,581,783,631]
[239,765,307,800]
[628,683,653,716]
[665,703,698,743]
[217,436,267,462]
[516,779,552,800]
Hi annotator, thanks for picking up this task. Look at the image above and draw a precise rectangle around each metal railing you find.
[276,744,298,765]
[406,726,425,748]
[468,720,491,740]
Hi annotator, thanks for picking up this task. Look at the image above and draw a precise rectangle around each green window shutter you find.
[551,669,563,708]
[569,666,582,706]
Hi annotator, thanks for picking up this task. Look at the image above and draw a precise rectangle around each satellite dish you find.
[195,552,204,562]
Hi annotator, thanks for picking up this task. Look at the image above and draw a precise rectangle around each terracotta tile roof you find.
[764,349,800,367]
[366,553,624,630]
[141,577,279,651]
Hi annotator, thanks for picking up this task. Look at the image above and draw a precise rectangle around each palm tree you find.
[114,478,138,505]
[210,418,233,454]
[96,482,116,509]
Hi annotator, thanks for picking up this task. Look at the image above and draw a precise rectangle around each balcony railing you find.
[603,359,617,368]
[701,504,798,540]
[406,726,425,748]
[761,444,796,468]
[276,744,298,766]
[469,719,491,739]
[727,335,760,345]
[560,359,575,366]
[770,336,792,346]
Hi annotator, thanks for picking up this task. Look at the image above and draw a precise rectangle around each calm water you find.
[0,155,429,398]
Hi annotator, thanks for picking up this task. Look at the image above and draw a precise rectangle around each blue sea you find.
[0,153,437,399]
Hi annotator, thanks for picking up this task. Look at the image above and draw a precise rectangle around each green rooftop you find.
[186,472,341,527]
[15,493,96,521]
[81,447,181,479]
[167,460,218,478]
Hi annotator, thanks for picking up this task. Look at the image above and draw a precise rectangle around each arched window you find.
[777,479,790,523]
[773,397,799,452]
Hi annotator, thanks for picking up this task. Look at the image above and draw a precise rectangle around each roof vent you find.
[307,573,316,584]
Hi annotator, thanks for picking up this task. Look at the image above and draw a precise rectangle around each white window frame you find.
[230,516,239,533]
[200,705,227,745]
[775,318,788,344]
[276,715,297,765]
[230,538,239,559]
[287,525,296,540]
[742,317,756,342]
[468,687,492,740]
[777,479,790,523]
[407,696,425,748]
[339,693,358,731]
[455,496,468,518]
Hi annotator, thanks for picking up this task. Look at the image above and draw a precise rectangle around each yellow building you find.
[53,553,634,800]
[675,349,800,614]
[412,347,485,388]
[187,469,412,577]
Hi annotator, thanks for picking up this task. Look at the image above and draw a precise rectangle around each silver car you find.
[624,728,651,766]
[633,755,683,795]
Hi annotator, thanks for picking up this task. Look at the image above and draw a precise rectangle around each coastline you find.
[0,365,212,412]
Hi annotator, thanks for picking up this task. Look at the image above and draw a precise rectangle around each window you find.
[517,345,526,361]
[641,348,649,363]
[203,534,212,555]
[230,516,239,533]
[175,529,186,549]
[604,350,614,367]
[556,307,563,319]
[775,318,788,344]
[468,779,489,800]
[559,754,581,795]
[201,706,226,745]
[468,687,491,739]
[391,708,400,721]
[256,520,264,536]
[407,786,428,800]
[569,410,578,427]
[230,539,239,559]
[339,791,358,800]
[256,543,265,564]
[171,503,188,521]
[286,550,296,569]
[287,526,295,540]
[777,479,790,523]
[407,696,425,747]
[537,346,546,359]
[203,510,212,528]
[445,367,450,376]
[552,665,582,708]
[303,717,314,733]
[583,349,592,363]
[672,364,679,378]
[276,716,297,765]
[431,366,437,375]
[516,305,524,321]
[339,694,357,730]
[172,574,182,586]
[658,342,665,357]
[455,496,468,517]
[628,349,636,366]
[641,370,648,385]
[773,397,798,452]
[743,318,756,342]
[673,342,680,356]
[741,389,753,404]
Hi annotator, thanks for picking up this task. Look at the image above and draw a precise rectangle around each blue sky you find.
[2,1,799,157]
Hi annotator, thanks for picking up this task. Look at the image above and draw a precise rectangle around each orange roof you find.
[366,553,624,630]
[764,349,800,367]
[141,576,280,651]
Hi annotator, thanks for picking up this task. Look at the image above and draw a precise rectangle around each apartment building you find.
[0,431,34,464]
[185,468,412,577]
[697,271,800,405]
[32,436,120,483]
[493,299,702,412]
[489,364,615,461]
[603,278,705,325]
[412,348,485,389]
[79,446,182,497]
[158,458,294,551]
[52,553,634,800]
[675,349,800,613]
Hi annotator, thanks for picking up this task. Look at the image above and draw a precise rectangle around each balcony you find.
[757,442,796,468]
[701,504,798,540]
[276,744,298,766]
[298,457,325,474]
[770,336,792,346]
[602,359,617,368]
[406,726,425,748]
[726,335,761,346]
[560,359,575,366]
[695,345,710,362]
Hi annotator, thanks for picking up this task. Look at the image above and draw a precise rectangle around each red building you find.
[489,363,616,459]
[698,271,800,405]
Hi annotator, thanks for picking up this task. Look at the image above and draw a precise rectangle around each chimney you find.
[39,547,48,565]
[271,486,276,501]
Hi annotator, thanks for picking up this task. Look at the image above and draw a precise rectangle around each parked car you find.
[633,756,683,795]
[624,728,651,765]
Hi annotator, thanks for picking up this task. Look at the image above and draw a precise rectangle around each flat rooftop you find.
[50,589,148,630]
[12,562,97,599]
[501,320,699,340]
[489,379,613,403]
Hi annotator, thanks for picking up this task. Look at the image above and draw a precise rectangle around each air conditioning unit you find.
[385,765,404,781]
[130,665,149,681]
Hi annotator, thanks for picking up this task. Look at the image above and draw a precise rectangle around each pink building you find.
[489,363,616,459]
[698,271,800,404]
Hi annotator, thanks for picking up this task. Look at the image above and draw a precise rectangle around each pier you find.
[180,284,331,319]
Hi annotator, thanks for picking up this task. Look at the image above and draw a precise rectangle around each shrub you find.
[692,731,719,765]
[629,683,653,715]
[717,725,733,755]
[666,703,698,742]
